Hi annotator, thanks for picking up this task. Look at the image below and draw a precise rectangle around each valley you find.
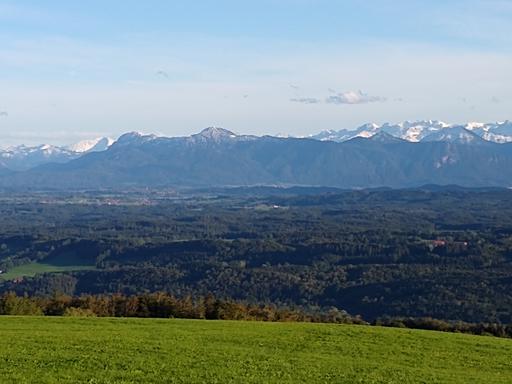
[2,187,512,324]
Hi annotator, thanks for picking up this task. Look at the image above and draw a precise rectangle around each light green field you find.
[0,317,510,383]
[0,263,92,281]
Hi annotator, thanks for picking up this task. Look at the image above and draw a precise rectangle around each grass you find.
[0,317,510,383]
[0,263,93,281]
[0,250,96,281]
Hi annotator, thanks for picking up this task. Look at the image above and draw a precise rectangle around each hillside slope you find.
[1,317,511,383]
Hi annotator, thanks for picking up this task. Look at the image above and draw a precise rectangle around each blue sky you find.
[0,0,511,145]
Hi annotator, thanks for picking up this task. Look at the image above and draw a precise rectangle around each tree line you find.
[1,292,511,339]
[0,291,363,324]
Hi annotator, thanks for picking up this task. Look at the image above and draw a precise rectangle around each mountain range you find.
[310,120,512,143]
[0,137,114,171]
[2,121,512,189]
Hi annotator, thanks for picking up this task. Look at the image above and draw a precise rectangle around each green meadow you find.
[0,263,92,281]
[0,250,95,281]
[0,317,510,383]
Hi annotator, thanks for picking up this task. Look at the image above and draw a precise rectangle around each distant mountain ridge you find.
[0,144,79,171]
[310,120,512,144]
[0,137,114,171]
[2,121,512,190]
[2,120,511,172]
[1,126,512,190]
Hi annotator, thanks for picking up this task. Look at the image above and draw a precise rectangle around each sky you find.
[0,0,512,145]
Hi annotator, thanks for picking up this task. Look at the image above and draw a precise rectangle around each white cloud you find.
[325,90,385,105]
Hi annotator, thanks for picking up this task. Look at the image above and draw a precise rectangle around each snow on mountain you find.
[310,129,351,142]
[190,127,238,142]
[465,121,512,143]
[0,144,80,171]
[6,126,512,190]
[311,120,512,144]
[310,121,450,142]
[421,126,485,144]
[2,121,511,173]
[68,137,114,153]
[197,127,237,139]
[0,128,253,171]
[187,127,257,144]
[111,132,159,147]
[1,136,115,171]
[382,120,451,142]
[311,123,380,142]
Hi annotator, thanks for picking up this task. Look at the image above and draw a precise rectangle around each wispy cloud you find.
[290,90,386,106]
[290,97,321,104]
[326,90,385,105]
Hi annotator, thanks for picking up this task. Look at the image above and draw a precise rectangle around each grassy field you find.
[0,317,510,383]
[0,263,92,281]
[0,248,97,281]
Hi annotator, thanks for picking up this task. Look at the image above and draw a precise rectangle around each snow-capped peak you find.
[422,126,484,144]
[68,137,115,153]
[188,127,255,144]
[0,143,79,171]
[197,127,238,140]
[465,122,486,130]
[355,123,380,138]
[310,120,512,144]
[113,132,158,146]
